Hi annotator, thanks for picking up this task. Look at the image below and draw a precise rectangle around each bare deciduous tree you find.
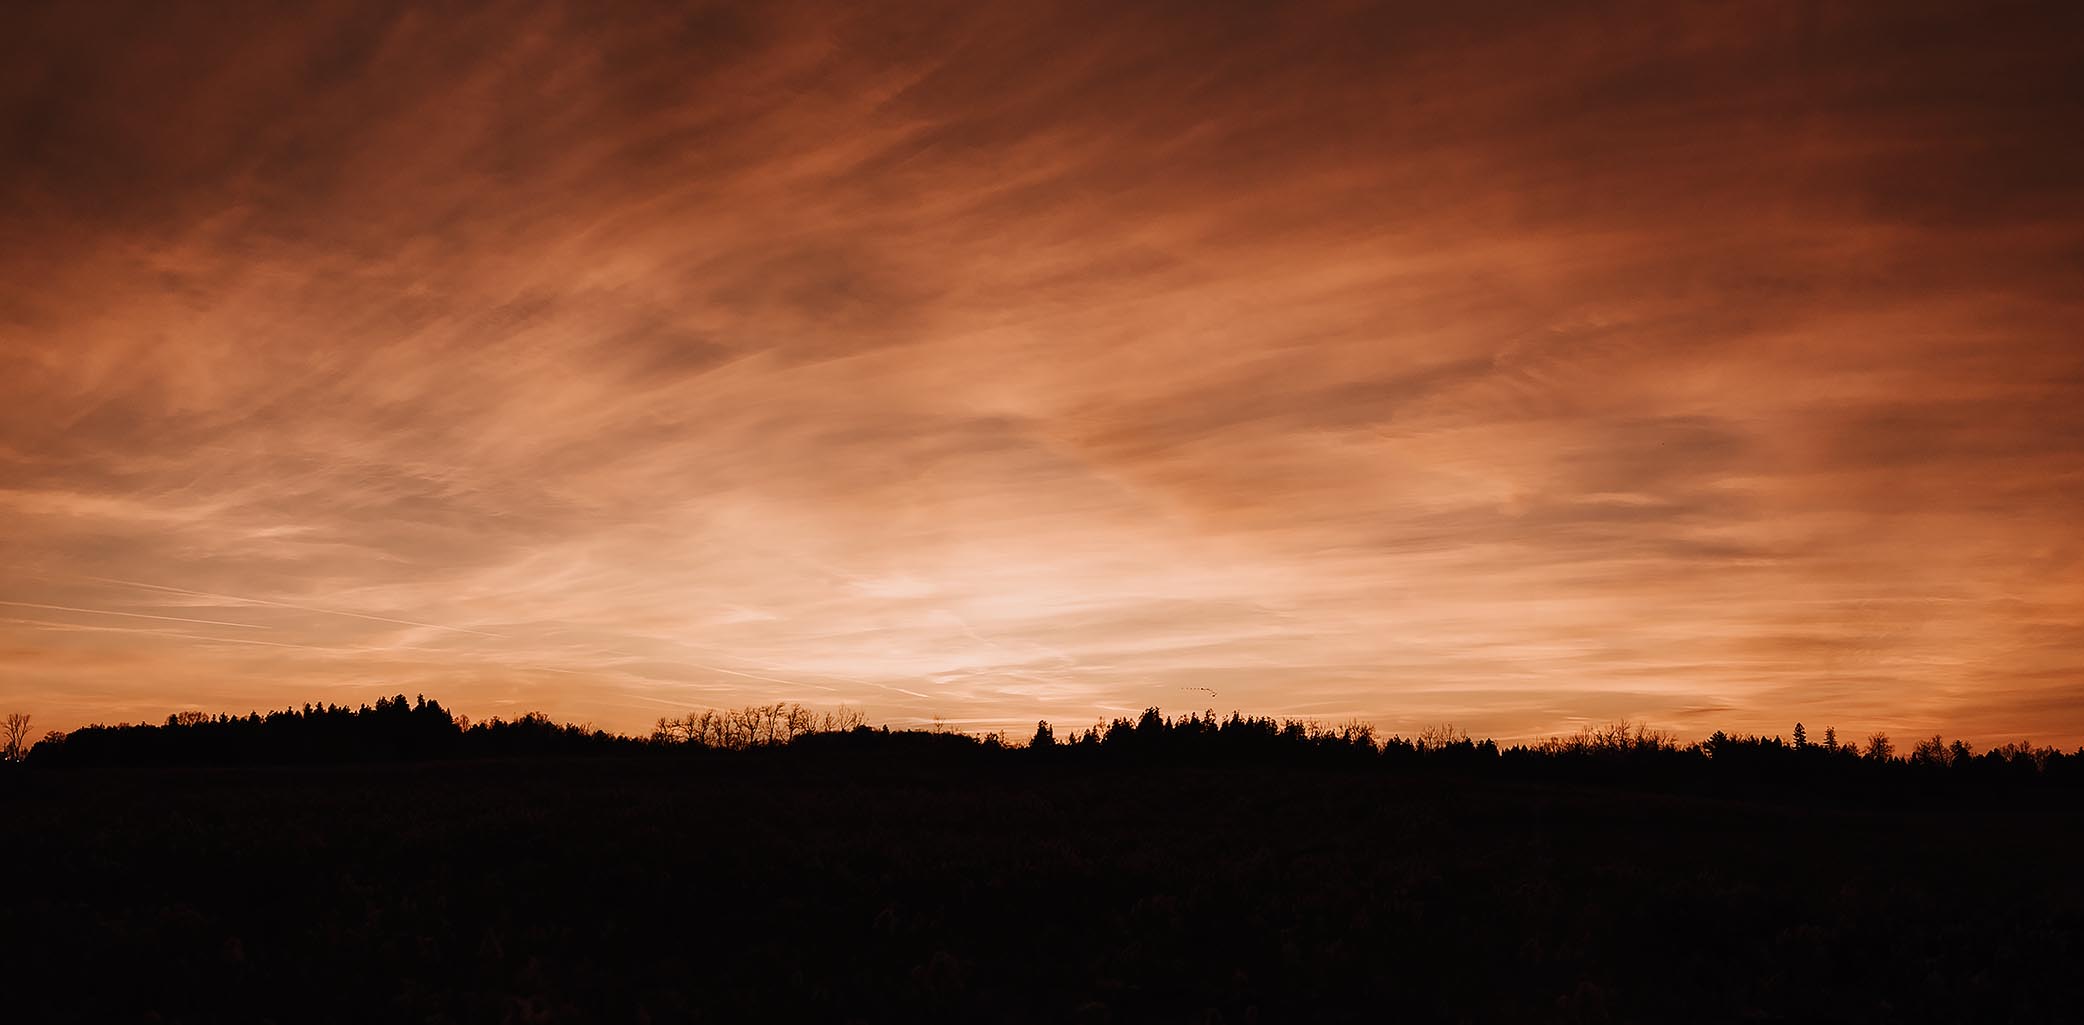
[3,712,30,762]
[1414,723,1468,752]
[785,703,816,741]
[1865,732,1894,761]
[651,703,870,749]
[730,706,763,747]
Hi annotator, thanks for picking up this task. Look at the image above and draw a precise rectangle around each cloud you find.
[2,0,2081,742]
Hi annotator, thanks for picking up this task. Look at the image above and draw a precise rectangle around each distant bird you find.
[1181,687,1217,698]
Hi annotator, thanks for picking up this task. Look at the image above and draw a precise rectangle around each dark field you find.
[11,757,2083,1024]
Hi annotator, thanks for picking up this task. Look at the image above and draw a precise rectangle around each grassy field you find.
[10,756,2082,1023]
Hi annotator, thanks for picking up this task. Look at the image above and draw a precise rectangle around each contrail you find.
[77,575,506,639]
[42,571,929,702]
[664,659,828,690]
[584,646,843,693]
[0,599,271,631]
[0,617,324,650]
[585,634,922,699]
[0,618,612,685]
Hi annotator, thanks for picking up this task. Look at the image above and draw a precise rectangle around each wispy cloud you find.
[2,0,2081,742]
[0,600,271,632]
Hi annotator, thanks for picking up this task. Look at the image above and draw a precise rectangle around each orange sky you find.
[3,1,2082,744]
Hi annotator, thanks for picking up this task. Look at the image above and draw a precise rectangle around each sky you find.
[3,0,2082,744]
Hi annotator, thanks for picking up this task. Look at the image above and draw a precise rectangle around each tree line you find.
[650,703,867,749]
[12,695,644,767]
[9,700,2084,788]
[1020,710,2084,785]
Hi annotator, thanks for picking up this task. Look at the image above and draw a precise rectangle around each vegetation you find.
[650,702,868,748]
[16,699,2083,789]
[19,695,642,766]
[1,710,29,762]
[7,699,2083,1022]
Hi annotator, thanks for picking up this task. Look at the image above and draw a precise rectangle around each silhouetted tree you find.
[649,704,868,750]
[1416,723,1469,752]
[1865,733,1894,762]
[24,695,2084,796]
[3,712,29,762]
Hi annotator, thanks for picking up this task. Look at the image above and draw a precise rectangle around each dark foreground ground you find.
[9,757,2082,1024]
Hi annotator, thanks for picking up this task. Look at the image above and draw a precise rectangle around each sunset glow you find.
[4,1,2081,742]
